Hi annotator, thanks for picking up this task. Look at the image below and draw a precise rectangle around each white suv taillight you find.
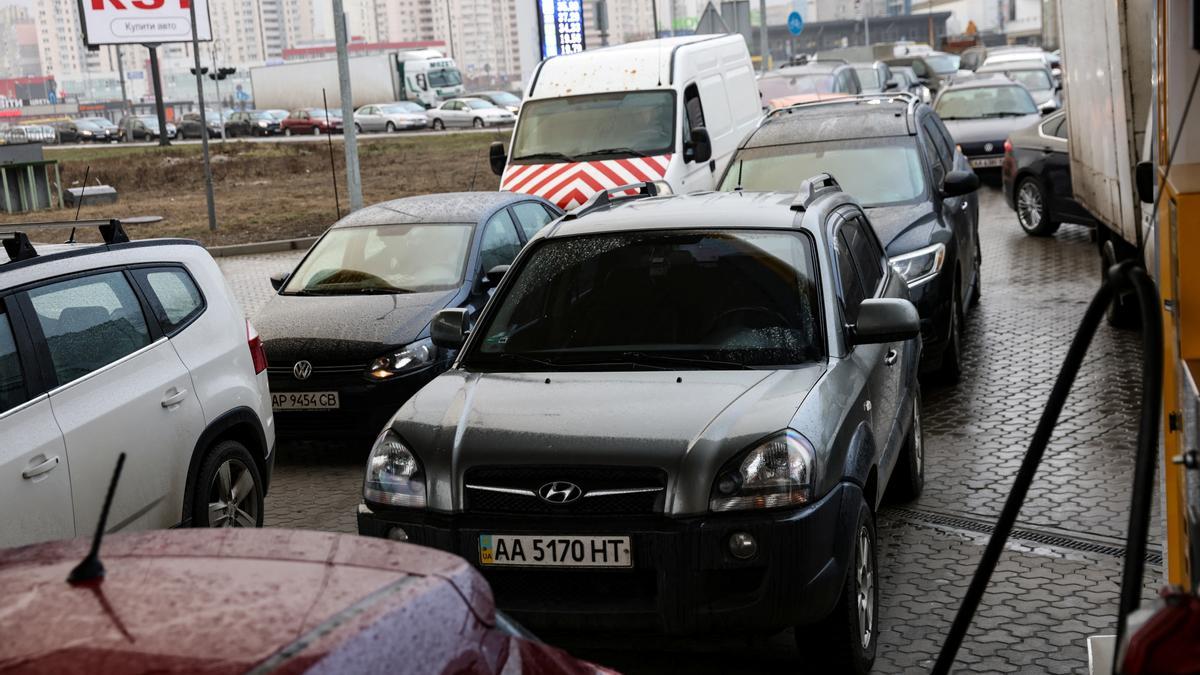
[246,320,268,374]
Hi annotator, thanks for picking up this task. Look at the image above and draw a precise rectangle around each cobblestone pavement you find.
[218,185,1161,674]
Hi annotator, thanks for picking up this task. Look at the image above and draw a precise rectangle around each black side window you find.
[684,83,706,133]
[843,216,885,297]
[922,116,954,177]
[919,127,946,186]
[131,267,206,335]
[929,115,957,165]
[0,308,27,413]
[835,230,866,324]
[479,209,523,272]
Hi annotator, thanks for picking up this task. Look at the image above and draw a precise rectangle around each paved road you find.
[46,125,502,152]
[216,184,1160,673]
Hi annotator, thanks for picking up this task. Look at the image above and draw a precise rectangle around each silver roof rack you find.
[0,216,164,264]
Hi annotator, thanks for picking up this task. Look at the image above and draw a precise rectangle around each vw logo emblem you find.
[292,360,313,381]
[984,142,994,152]
[538,481,582,504]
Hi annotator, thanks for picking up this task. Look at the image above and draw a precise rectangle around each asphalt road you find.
[216,183,1160,674]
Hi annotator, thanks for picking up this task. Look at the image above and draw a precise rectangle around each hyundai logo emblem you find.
[292,360,313,381]
[538,481,582,504]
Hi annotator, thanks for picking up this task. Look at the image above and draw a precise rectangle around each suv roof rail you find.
[0,216,163,264]
[564,182,664,220]
[791,173,842,211]
[760,91,921,127]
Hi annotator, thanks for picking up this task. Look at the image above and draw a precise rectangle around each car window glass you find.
[511,202,555,240]
[911,60,929,77]
[683,83,706,133]
[922,117,953,172]
[919,127,946,185]
[28,272,152,385]
[0,310,26,413]
[1047,116,1067,139]
[479,210,523,272]
[135,268,204,334]
[835,230,866,323]
[843,217,884,296]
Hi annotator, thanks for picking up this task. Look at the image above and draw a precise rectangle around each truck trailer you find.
[249,50,464,111]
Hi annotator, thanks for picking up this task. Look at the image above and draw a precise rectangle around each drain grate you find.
[884,507,1164,566]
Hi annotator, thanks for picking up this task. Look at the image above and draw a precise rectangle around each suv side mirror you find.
[431,308,468,349]
[850,298,920,345]
[687,126,713,164]
[941,169,980,197]
[489,141,507,176]
[481,264,510,290]
[884,78,900,91]
[269,271,289,291]
[1135,161,1155,204]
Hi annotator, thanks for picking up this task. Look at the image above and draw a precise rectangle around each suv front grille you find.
[464,466,667,515]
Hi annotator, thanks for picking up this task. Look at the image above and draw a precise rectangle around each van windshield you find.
[510,91,676,161]
[429,68,462,87]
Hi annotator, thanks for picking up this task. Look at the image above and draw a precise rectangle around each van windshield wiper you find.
[981,111,1031,118]
[579,147,652,159]
[512,151,578,163]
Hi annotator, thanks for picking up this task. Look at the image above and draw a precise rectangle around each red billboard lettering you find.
[90,0,127,8]
[131,0,163,7]
[90,0,192,8]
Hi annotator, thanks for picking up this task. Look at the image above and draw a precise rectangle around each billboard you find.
[538,0,585,58]
[78,0,212,46]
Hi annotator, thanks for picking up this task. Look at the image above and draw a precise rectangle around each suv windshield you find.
[429,68,462,87]
[721,137,927,207]
[510,91,675,161]
[935,85,1037,119]
[283,224,473,295]
[466,230,823,369]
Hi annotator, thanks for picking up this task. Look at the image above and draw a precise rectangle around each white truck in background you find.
[1057,0,1155,324]
[249,50,464,110]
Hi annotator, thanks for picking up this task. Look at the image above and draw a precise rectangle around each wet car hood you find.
[943,115,1042,146]
[256,290,457,366]
[391,366,827,515]
[864,202,939,256]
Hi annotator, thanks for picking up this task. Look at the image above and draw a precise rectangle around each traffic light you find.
[190,66,209,76]
[209,67,237,81]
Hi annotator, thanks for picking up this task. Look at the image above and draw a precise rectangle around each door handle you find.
[22,455,59,480]
[161,388,189,408]
[960,200,969,211]
[884,349,899,366]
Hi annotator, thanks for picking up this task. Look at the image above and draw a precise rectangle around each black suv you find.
[719,93,981,379]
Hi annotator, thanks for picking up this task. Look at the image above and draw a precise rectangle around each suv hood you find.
[864,202,938,255]
[391,365,827,515]
[256,290,457,366]
[942,115,1041,144]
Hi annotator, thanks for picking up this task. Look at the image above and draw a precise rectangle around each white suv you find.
[0,219,275,549]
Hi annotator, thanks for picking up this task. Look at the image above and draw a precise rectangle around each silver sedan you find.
[426,97,516,130]
[353,102,431,133]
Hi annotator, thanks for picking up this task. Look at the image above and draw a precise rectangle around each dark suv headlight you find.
[710,430,820,511]
[363,430,426,507]
[889,242,946,288]
[366,338,436,380]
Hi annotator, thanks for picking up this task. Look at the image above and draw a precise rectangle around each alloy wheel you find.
[206,458,260,528]
[1017,182,1043,230]
[856,525,875,649]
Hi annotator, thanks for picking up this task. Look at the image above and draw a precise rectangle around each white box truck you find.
[1058,0,1156,323]
[250,50,464,110]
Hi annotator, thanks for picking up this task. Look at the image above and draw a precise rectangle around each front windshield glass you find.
[1003,69,1052,91]
[283,224,473,295]
[759,73,834,99]
[935,85,1037,119]
[266,110,289,120]
[487,92,521,106]
[465,99,495,110]
[721,138,926,207]
[926,54,960,73]
[854,67,881,89]
[429,68,463,87]
[138,116,160,128]
[76,120,101,131]
[466,230,823,369]
[383,102,424,114]
[307,109,340,120]
[251,111,276,120]
[510,90,675,161]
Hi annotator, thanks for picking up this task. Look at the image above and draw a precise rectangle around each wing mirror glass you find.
[481,264,510,290]
[269,271,289,291]
[687,126,713,164]
[942,169,980,197]
[431,308,468,349]
[489,141,507,176]
[850,298,920,345]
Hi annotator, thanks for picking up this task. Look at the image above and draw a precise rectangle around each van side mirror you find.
[430,308,469,349]
[1135,161,1155,204]
[687,126,713,164]
[481,264,510,290]
[850,298,920,345]
[269,271,289,291]
[941,169,980,197]
[489,141,507,176]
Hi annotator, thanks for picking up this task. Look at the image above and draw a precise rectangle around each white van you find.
[489,35,761,209]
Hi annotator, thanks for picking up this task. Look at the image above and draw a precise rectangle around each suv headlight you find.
[889,242,946,288]
[258,120,269,127]
[367,338,436,380]
[710,430,819,511]
[363,430,426,507]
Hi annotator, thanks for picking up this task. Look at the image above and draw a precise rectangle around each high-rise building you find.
[0,4,42,78]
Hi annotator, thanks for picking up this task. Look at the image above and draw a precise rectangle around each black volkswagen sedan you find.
[1002,109,1094,236]
[719,94,981,380]
[933,74,1042,172]
[256,192,562,443]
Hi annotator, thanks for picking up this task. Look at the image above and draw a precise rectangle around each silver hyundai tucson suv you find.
[357,178,924,674]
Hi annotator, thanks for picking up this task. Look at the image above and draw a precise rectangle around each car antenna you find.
[735,159,744,191]
[67,165,90,244]
[68,453,126,585]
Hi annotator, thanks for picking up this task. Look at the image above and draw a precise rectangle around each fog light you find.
[387,526,409,542]
[728,532,757,559]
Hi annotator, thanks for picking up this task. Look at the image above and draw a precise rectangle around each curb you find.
[207,236,317,258]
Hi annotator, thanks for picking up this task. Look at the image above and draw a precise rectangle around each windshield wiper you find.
[981,111,1031,118]
[350,286,413,294]
[512,151,578,162]
[617,351,753,370]
[579,147,651,159]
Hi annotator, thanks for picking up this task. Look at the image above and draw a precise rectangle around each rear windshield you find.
[759,73,835,99]
[935,85,1037,119]
[466,230,823,369]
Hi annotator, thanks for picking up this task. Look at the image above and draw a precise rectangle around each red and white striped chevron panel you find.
[500,155,673,210]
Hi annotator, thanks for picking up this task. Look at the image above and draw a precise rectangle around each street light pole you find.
[186,1,218,231]
[114,46,129,113]
[209,44,225,144]
[332,0,363,212]
[758,0,768,72]
[146,45,170,147]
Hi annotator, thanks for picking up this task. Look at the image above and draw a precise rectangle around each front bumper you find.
[358,481,863,634]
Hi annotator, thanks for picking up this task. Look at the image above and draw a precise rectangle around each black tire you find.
[1015,177,1060,236]
[887,386,925,502]
[795,502,878,675]
[473,117,485,128]
[385,121,396,133]
[1102,239,1140,329]
[312,126,321,136]
[354,122,363,134]
[284,127,293,136]
[432,118,445,130]
[190,439,264,528]
[938,281,963,383]
[969,241,982,308]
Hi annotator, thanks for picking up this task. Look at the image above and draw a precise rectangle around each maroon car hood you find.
[0,529,503,674]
